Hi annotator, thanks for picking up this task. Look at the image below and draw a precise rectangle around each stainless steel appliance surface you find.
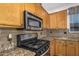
[24,11,43,30]
[17,33,50,56]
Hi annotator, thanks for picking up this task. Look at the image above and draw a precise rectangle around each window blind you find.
[68,6,79,32]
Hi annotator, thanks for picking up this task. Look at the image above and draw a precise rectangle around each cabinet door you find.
[56,10,67,29]
[35,4,43,18]
[42,10,50,29]
[50,13,57,29]
[75,41,79,56]
[66,41,76,56]
[35,4,45,28]
[35,4,50,29]
[0,4,22,27]
[19,4,25,28]
[49,10,67,29]
[24,3,36,14]
[42,10,47,29]
[62,10,67,29]
[50,39,56,56]
[46,14,50,29]
[55,40,66,56]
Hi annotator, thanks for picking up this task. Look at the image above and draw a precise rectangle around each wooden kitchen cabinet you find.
[24,3,50,29]
[35,4,43,18]
[49,10,67,29]
[24,3,36,14]
[50,39,66,56]
[24,3,44,18]
[46,14,50,29]
[50,39,56,56]
[75,41,79,56]
[50,38,79,56]
[56,10,67,29]
[42,10,50,29]
[44,12,50,29]
[35,4,50,29]
[55,39,66,56]
[50,13,57,29]
[66,40,76,56]
[0,4,23,28]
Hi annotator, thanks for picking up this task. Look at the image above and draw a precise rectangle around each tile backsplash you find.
[0,28,79,52]
[47,29,67,37]
[47,29,79,38]
[0,28,47,52]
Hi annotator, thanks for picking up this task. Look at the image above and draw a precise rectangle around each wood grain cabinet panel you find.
[50,39,79,56]
[45,13,50,29]
[50,39,56,56]
[56,10,67,29]
[35,4,43,18]
[42,10,50,29]
[49,10,67,29]
[55,40,66,56]
[66,40,76,56]
[75,41,79,56]
[35,4,50,29]
[24,3,50,29]
[0,4,22,27]
[50,13,57,29]
[24,3,36,14]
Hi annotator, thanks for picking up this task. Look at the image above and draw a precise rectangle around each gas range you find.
[17,34,50,56]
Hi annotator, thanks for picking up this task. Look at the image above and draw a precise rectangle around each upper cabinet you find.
[0,3,50,29]
[50,13,57,29]
[34,4,43,18]
[43,11,50,29]
[49,10,67,29]
[24,3,50,29]
[35,4,50,29]
[57,10,67,29]
[24,3,36,14]
[0,4,24,28]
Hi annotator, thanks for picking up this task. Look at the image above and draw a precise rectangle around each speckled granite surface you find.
[0,47,36,56]
[41,36,79,41]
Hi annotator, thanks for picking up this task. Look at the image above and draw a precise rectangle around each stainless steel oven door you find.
[41,49,49,56]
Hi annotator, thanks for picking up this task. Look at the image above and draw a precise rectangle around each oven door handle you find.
[41,49,49,56]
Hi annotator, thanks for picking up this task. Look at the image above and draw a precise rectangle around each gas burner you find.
[17,34,50,56]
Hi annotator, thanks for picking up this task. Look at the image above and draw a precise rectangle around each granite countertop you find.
[41,36,79,41]
[0,47,36,56]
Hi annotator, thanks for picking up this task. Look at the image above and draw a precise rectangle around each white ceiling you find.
[42,3,79,14]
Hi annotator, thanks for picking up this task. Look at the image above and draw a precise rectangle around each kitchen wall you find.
[0,28,47,52]
[0,28,79,52]
[47,29,67,37]
[0,3,50,53]
[47,29,79,38]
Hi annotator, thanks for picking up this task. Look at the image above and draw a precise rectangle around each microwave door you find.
[28,18,41,28]
[24,11,42,30]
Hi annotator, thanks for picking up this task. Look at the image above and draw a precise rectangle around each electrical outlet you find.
[8,34,12,42]
[8,34,12,39]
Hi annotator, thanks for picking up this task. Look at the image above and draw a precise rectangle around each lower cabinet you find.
[66,40,76,56]
[55,40,66,56]
[75,41,79,56]
[50,38,79,56]
[50,39,56,56]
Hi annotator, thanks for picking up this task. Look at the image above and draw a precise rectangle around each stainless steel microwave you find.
[24,11,43,30]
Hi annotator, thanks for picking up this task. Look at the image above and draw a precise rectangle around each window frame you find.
[67,10,79,33]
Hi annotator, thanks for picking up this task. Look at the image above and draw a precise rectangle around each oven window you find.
[28,18,41,28]
[68,6,79,33]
